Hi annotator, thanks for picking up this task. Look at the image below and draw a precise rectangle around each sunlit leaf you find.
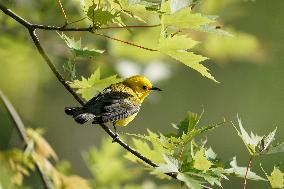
[159,35,199,52]
[87,5,119,26]
[156,154,179,173]
[0,149,34,186]
[266,142,284,155]
[70,67,122,101]
[177,173,203,189]
[158,35,216,81]
[233,116,263,155]
[59,33,104,57]
[162,7,214,29]
[224,157,266,181]
[192,148,213,172]
[61,175,92,189]
[267,167,284,188]
[192,25,233,36]
[261,127,277,152]
[26,128,58,160]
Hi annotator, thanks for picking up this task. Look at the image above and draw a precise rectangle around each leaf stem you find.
[99,24,161,30]
[57,0,69,25]
[96,33,158,51]
[243,155,253,189]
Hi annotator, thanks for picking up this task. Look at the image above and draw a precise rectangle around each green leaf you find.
[63,59,76,81]
[266,142,284,155]
[69,67,122,101]
[159,35,199,52]
[162,7,214,29]
[190,171,223,187]
[156,154,179,173]
[84,138,139,186]
[158,33,217,82]
[161,49,217,82]
[224,157,266,181]
[59,33,104,57]
[193,25,233,36]
[177,173,203,189]
[192,148,213,172]
[268,167,284,188]
[87,5,119,26]
[125,137,164,165]
[174,111,200,137]
[261,127,277,152]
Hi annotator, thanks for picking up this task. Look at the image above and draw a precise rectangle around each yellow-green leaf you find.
[159,35,199,51]
[158,34,217,82]
[69,67,122,101]
[268,167,284,188]
[193,148,213,172]
[163,7,214,29]
[166,51,217,82]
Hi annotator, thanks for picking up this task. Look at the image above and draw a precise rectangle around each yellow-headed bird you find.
[65,75,161,130]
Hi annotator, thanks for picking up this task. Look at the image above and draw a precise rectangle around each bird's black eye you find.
[142,85,147,90]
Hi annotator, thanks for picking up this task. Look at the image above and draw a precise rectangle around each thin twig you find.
[57,0,69,25]
[32,24,93,31]
[99,24,161,30]
[0,90,53,189]
[243,155,253,189]
[96,33,158,51]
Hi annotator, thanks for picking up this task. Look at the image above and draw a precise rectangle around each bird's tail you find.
[64,107,95,124]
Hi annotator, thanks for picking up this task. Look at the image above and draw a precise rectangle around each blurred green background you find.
[1,0,284,188]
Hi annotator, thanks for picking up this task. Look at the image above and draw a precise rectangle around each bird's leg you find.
[112,123,119,143]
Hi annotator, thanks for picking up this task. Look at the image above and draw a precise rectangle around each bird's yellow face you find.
[123,75,161,102]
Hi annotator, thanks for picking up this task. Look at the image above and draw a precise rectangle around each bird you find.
[64,75,162,133]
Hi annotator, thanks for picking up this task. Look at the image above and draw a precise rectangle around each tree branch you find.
[0,2,178,181]
[0,90,53,189]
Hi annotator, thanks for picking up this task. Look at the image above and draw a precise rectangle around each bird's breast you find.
[114,113,138,127]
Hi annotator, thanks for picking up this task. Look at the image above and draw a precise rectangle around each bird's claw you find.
[112,133,120,143]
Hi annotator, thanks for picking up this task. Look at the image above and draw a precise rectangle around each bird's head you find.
[123,75,162,102]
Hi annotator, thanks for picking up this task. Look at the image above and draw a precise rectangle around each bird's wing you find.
[83,87,140,123]
[100,93,140,123]
[84,87,113,107]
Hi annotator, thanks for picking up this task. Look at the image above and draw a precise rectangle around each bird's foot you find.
[112,133,120,143]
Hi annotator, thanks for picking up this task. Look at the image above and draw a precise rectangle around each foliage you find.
[124,111,265,188]
[233,116,284,156]
[69,67,122,100]
[59,33,105,80]
[267,167,284,188]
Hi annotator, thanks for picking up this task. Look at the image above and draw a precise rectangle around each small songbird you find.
[64,75,162,131]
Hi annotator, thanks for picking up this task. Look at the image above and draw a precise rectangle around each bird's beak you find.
[150,87,162,91]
